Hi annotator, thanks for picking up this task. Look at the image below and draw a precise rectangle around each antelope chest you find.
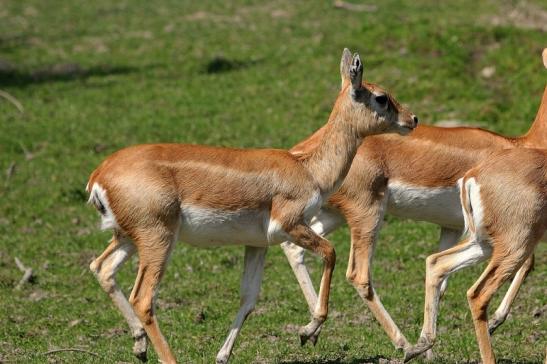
[386,181,463,229]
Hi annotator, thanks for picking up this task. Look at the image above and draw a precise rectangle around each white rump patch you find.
[88,183,118,230]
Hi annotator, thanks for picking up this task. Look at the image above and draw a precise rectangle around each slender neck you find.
[298,102,364,196]
[521,86,547,147]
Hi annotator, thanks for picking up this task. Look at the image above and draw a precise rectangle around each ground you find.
[0,0,545,363]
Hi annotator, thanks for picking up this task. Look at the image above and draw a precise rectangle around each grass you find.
[0,0,545,363]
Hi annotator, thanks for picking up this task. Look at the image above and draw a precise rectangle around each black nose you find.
[413,115,419,125]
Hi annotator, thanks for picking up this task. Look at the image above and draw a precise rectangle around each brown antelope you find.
[404,147,546,364]
[281,48,547,352]
[86,49,418,364]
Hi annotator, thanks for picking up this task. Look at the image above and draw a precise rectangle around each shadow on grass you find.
[0,61,138,87]
[204,56,261,74]
[280,355,390,364]
[281,357,542,364]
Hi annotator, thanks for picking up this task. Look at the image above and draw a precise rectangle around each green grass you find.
[0,0,545,363]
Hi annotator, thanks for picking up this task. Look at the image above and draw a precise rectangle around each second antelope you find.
[86,49,417,363]
[281,48,547,354]
[403,46,547,364]
[404,147,546,364]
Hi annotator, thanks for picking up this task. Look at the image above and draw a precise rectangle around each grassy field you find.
[0,0,546,363]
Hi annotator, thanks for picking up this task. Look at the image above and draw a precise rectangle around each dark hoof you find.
[488,318,502,335]
[135,350,147,362]
[403,341,433,363]
[309,333,319,346]
[300,334,309,346]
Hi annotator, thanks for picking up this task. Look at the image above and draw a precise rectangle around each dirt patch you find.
[485,1,547,32]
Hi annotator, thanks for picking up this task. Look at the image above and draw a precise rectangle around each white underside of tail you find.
[460,177,486,240]
[88,183,118,230]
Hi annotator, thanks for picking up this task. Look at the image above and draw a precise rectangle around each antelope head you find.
[337,48,418,136]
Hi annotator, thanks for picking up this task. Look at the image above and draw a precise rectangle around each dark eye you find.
[375,94,388,106]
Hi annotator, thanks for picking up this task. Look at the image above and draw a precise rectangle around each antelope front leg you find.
[281,242,318,313]
[280,209,343,345]
[287,224,336,345]
[90,235,148,361]
[346,226,410,351]
[341,196,410,351]
[216,246,267,364]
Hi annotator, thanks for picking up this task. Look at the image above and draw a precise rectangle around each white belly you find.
[387,181,464,229]
[178,205,288,247]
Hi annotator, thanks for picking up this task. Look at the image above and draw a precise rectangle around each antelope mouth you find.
[398,124,416,135]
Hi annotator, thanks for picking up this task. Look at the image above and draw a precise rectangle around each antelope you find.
[404,147,546,364]
[281,48,547,353]
[86,49,418,364]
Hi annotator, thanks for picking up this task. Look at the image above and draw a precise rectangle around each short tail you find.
[459,176,477,237]
[87,182,118,230]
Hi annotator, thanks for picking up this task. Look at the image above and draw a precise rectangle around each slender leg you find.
[287,224,336,345]
[216,246,267,364]
[281,209,343,313]
[419,227,463,361]
[488,254,534,334]
[90,235,148,361]
[281,242,318,313]
[129,235,177,364]
[342,197,413,351]
[466,253,530,364]
[404,237,491,362]
[280,208,343,344]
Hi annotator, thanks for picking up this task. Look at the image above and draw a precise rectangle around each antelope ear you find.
[543,48,547,69]
[349,52,363,91]
[340,48,353,87]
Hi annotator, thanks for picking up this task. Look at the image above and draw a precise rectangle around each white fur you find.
[179,205,292,247]
[464,177,486,239]
[387,181,463,229]
[304,191,323,221]
[88,183,118,230]
[309,208,345,237]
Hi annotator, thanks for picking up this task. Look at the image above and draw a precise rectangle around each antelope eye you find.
[375,94,388,106]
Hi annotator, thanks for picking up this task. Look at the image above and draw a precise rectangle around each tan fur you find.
[87,49,417,364]
[406,148,547,364]
[284,49,547,351]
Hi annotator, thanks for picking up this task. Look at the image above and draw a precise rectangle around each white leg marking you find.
[216,246,267,364]
[438,227,464,295]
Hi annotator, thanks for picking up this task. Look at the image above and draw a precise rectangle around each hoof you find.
[134,350,147,363]
[133,334,148,362]
[488,317,502,335]
[299,334,309,347]
[298,321,322,347]
[216,357,228,364]
[403,339,434,363]
[424,348,434,361]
